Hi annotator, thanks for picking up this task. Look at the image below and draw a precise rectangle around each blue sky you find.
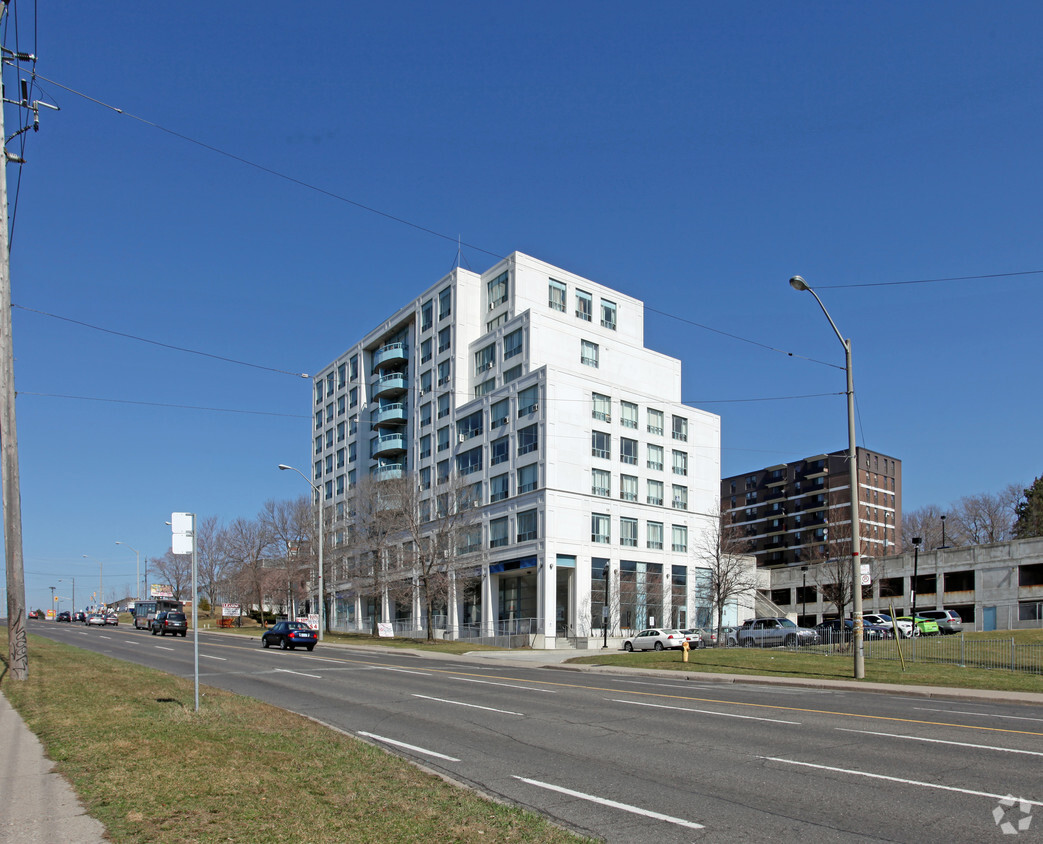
[5,1,1041,610]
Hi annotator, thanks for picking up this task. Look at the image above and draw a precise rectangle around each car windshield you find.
[778,619,798,628]
[288,623,310,630]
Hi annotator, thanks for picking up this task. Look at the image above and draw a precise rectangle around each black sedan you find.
[261,621,318,651]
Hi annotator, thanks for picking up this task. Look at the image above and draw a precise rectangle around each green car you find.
[896,616,940,636]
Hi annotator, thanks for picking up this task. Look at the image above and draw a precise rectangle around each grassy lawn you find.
[565,628,1043,693]
[1,631,589,844]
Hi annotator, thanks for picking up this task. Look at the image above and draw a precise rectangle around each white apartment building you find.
[312,252,721,648]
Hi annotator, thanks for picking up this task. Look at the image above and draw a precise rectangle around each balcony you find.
[373,343,408,369]
[374,371,408,399]
[373,463,405,481]
[372,432,407,458]
[373,403,407,427]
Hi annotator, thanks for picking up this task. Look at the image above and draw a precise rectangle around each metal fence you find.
[788,635,1043,675]
[330,616,539,649]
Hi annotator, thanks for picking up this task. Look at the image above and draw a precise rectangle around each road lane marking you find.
[275,668,322,679]
[914,707,1043,724]
[612,698,800,725]
[760,756,1043,806]
[413,694,523,716]
[154,646,175,651]
[513,776,704,830]
[451,677,556,693]
[358,731,461,761]
[376,667,432,676]
[836,727,1043,757]
[200,654,226,661]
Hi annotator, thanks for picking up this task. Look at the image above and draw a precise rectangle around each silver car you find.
[623,628,686,652]
[916,609,963,635]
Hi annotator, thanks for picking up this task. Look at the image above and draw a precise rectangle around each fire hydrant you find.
[682,639,690,662]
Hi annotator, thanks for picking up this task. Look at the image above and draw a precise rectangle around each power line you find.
[13,304,311,378]
[17,392,309,419]
[815,270,1043,289]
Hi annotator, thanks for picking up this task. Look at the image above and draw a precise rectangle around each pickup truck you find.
[738,617,820,648]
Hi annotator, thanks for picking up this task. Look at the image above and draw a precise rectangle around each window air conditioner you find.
[531,402,539,412]
[458,433,466,443]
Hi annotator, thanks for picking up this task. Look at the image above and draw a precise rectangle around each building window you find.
[475,378,496,397]
[518,463,538,493]
[315,435,322,455]
[592,468,611,497]
[592,513,610,544]
[336,448,345,469]
[337,396,346,417]
[647,480,664,507]
[647,408,664,436]
[315,410,323,430]
[491,436,509,466]
[620,437,638,465]
[592,431,611,460]
[518,385,539,416]
[647,443,664,471]
[592,392,611,422]
[672,485,688,510]
[437,394,450,419]
[503,328,523,360]
[337,362,346,388]
[420,370,432,394]
[419,466,431,490]
[457,446,483,476]
[420,337,432,363]
[348,442,357,463]
[490,516,509,548]
[437,426,449,453]
[438,326,452,354]
[581,339,599,368]
[437,360,452,386]
[620,517,638,547]
[672,525,688,553]
[487,270,508,309]
[620,474,638,502]
[672,450,688,476]
[647,521,664,550]
[517,509,537,542]
[325,428,334,449]
[620,401,637,429]
[336,474,345,495]
[475,344,495,374]
[419,435,431,460]
[549,278,566,312]
[487,313,507,332]
[420,402,432,428]
[314,459,321,480]
[501,365,522,384]
[576,289,592,321]
[437,459,449,483]
[337,422,345,442]
[518,424,538,455]
[490,473,509,502]
[457,410,482,441]
[672,415,688,442]
[438,287,452,320]
[420,300,433,332]
[600,298,617,330]
[490,398,510,429]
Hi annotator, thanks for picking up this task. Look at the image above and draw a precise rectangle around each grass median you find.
[1,631,589,844]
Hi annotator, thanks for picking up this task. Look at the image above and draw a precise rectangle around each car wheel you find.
[306,645,315,652]
[181,632,187,637]
[654,641,664,651]
[262,637,270,648]
[281,639,289,650]
[151,628,157,635]
[741,638,753,647]
[624,641,633,652]
[784,634,797,647]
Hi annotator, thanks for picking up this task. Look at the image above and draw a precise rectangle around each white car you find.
[863,613,913,638]
[86,614,106,626]
[622,628,686,652]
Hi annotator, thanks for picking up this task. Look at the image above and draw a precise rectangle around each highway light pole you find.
[83,554,103,609]
[115,541,141,600]
[910,536,922,630]
[278,464,324,641]
[59,577,75,615]
[790,275,864,679]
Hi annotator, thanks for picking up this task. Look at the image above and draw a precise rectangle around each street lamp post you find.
[83,554,102,609]
[602,563,610,649]
[910,536,922,631]
[800,565,809,625]
[790,275,865,679]
[940,515,947,550]
[58,577,75,615]
[49,585,55,616]
[278,464,324,641]
[115,541,141,600]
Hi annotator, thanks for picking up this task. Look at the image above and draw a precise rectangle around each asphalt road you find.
[27,622,1043,843]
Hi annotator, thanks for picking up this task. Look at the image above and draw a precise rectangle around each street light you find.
[939,515,947,550]
[115,541,141,600]
[789,275,865,679]
[49,585,55,616]
[83,554,102,609]
[59,577,75,615]
[800,565,809,625]
[278,464,324,641]
[602,563,610,649]
[910,536,922,629]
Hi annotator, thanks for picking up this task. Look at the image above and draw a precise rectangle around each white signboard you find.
[860,562,872,586]
[377,622,395,638]
[221,603,240,618]
[171,512,193,555]
[307,613,320,631]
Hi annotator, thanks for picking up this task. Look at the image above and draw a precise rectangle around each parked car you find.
[151,611,188,637]
[73,611,87,623]
[862,613,914,638]
[718,626,741,647]
[622,628,686,652]
[56,611,71,623]
[814,618,892,643]
[915,609,963,635]
[104,613,119,626]
[738,617,820,648]
[896,616,941,636]
[261,621,318,651]
[680,627,715,648]
[86,613,106,626]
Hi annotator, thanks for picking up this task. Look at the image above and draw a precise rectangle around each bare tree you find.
[949,485,1020,546]
[696,504,758,644]
[808,507,871,619]
[151,550,192,601]
[350,474,410,635]
[901,504,947,551]
[224,515,275,625]
[196,515,229,612]
[260,496,314,620]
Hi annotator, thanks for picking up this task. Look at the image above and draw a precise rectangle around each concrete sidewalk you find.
[0,692,107,844]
